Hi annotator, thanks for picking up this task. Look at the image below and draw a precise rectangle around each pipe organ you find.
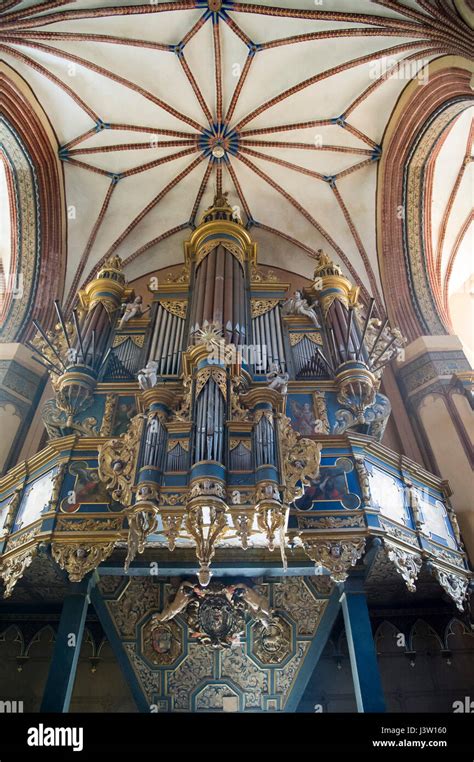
[10,190,467,614]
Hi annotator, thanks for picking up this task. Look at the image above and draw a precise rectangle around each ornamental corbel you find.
[124,503,159,572]
[185,498,229,586]
[431,566,469,611]
[385,542,422,592]
[255,499,288,571]
[161,513,183,552]
[52,542,115,582]
[97,414,145,506]
[301,538,366,582]
[0,546,36,598]
[233,513,252,550]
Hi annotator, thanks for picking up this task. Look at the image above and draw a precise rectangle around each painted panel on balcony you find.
[420,497,456,549]
[60,461,122,513]
[293,457,360,510]
[12,469,56,531]
[368,466,408,526]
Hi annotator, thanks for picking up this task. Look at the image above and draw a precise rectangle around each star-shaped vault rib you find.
[1,0,471,312]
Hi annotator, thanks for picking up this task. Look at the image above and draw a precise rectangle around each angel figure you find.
[282,290,320,327]
[152,581,195,623]
[267,362,289,395]
[119,295,150,327]
[234,584,273,629]
[289,399,318,436]
[137,360,159,390]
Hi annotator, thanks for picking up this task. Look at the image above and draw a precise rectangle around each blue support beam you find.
[40,575,95,713]
[285,584,341,712]
[339,575,386,713]
[90,579,150,713]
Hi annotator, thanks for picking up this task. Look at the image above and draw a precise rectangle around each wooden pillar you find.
[340,576,386,713]
[40,575,95,713]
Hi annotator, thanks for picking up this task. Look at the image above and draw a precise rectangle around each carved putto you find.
[282,291,320,327]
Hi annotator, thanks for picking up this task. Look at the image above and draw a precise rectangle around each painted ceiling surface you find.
[0,0,472,310]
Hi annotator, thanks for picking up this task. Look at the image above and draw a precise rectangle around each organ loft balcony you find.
[0,194,470,613]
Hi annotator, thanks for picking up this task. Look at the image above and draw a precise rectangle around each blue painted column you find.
[90,581,150,712]
[339,575,386,713]
[41,574,95,713]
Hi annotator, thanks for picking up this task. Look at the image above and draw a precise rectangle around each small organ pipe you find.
[152,304,165,362]
[154,306,168,368]
[214,246,225,328]
[223,250,233,342]
[202,252,216,325]
[160,310,173,375]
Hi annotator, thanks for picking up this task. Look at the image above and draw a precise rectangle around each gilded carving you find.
[252,616,292,664]
[230,376,251,421]
[301,538,366,581]
[0,488,22,539]
[229,438,251,451]
[173,377,192,422]
[112,334,145,348]
[55,517,123,532]
[278,415,322,504]
[160,300,187,319]
[250,264,279,283]
[142,618,182,666]
[233,513,252,550]
[189,480,226,500]
[353,454,371,508]
[185,501,228,586]
[124,505,159,572]
[160,493,185,506]
[6,524,41,550]
[313,391,330,434]
[167,439,190,452]
[289,331,323,346]
[165,263,190,284]
[98,414,145,506]
[51,542,115,582]
[0,547,36,598]
[273,577,327,636]
[99,394,117,437]
[195,366,227,400]
[250,298,280,318]
[298,515,365,529]
[161,513,182,551]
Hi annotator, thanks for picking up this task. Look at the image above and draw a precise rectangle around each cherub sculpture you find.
[282,290,320,327]
[267,362,289,395]
[137,360,159,391]
[119,295,150,327]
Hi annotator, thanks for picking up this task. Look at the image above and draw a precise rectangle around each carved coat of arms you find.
[151,580,276,650]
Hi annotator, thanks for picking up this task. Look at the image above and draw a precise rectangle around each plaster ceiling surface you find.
[430,107,473,298]
[0,0,472,310]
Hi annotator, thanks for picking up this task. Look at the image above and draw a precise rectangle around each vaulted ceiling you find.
[0,0,472,321]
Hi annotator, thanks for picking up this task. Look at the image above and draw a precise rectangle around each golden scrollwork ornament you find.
[98,414,145,506]
[0,547,36,598]
[278,415,322,504]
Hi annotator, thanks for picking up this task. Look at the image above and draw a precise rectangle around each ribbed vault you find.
[0,0,472,330]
